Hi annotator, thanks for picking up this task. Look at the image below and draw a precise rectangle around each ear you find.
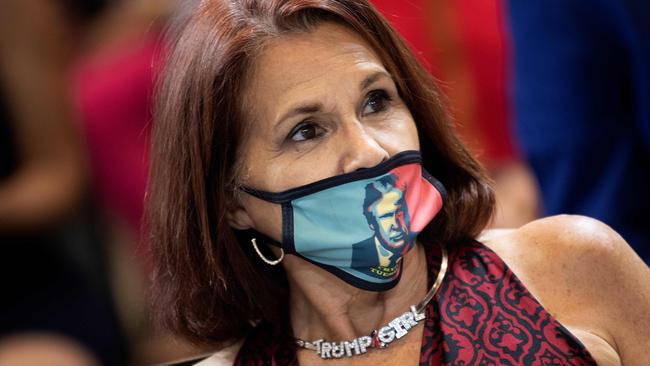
[226,200,255,230]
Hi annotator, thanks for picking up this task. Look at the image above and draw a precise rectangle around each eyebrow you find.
[274,70,392,127]
[359,71,390,92]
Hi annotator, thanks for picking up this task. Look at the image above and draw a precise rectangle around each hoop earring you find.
[251,238,284,265]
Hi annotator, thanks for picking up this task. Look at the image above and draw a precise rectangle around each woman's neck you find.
[284,243,429,342]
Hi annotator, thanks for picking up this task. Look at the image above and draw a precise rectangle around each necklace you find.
[295,244,448,360]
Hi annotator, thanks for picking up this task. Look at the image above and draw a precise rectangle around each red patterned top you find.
[234,241,597,365]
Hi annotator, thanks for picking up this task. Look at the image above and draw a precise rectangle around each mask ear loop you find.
[251,238,285,265]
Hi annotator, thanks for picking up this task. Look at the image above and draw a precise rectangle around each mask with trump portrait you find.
[240,150,445,291]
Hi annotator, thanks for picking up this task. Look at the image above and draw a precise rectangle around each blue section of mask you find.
[340,266,398,284]
[291,174,390,268]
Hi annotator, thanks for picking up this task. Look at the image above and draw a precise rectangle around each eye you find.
[362,89,391,115]
[288,121,325,142]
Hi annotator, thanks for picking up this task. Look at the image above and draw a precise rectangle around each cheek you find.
[378,218,392,232]
[241,196,284,243]
[367,109,420,153]
[396,211,404,225]
[239,132,338,192]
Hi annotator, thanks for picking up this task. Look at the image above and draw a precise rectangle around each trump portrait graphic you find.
[285,154,445,290]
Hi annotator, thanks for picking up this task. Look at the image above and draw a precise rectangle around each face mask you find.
[241,150,446,291]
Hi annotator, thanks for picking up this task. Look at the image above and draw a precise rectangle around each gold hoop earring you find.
[251,238,284,265]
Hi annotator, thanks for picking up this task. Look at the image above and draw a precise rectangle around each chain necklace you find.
[295,244,448,360]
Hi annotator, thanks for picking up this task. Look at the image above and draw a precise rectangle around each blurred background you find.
[0,0,647,365]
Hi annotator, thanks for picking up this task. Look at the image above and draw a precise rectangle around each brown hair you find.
[148,0,494,347]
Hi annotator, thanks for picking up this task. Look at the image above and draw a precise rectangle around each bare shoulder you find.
[194,353,235,366]
[483,214,630,259]
[480,215,650,366]
[482,215,644,280]
[194,340,242,366]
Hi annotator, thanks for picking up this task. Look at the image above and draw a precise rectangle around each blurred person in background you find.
[371,0,539,229]
[507,0,650,263]
[72,0,207,364]
[0,0,128,365]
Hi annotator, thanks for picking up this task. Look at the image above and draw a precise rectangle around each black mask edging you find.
[240,150,422,203]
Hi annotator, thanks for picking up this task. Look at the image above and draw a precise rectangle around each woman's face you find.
[229,22,420,241]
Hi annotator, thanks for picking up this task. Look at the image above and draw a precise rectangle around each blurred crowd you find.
[0,0,647,365]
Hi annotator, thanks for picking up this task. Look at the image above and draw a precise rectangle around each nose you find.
[389,216,400,231]
[338,121,389,174]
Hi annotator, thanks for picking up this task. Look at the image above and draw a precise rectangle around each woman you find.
[148,1,650,365]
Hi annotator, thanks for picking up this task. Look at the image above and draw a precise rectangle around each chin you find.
[386,240,405,249]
